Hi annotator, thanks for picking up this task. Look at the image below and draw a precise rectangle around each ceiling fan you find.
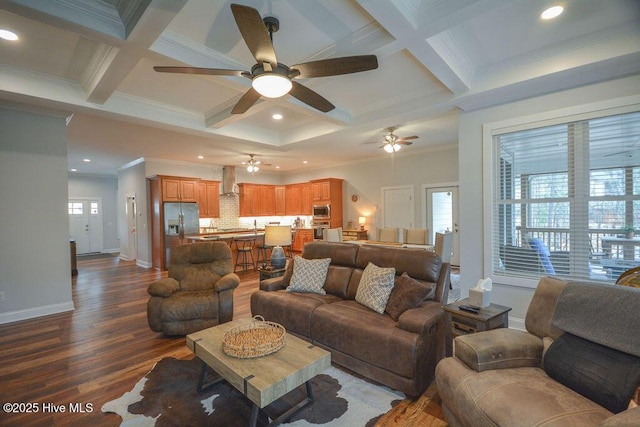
[366,127,419,153]
[153,4,378,114]
[242,154,271,173]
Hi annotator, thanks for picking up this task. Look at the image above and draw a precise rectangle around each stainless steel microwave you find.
[313,204,330,219]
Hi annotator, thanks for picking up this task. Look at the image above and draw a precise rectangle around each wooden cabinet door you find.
[238,184,252,217]
[293,229,313,252]
[179,179,198,202]
[199,180,220,218]
[275,186,286,216]
[311,182,323,201]
[300,184,311,214]
[321,181,331,200]
[260,185,276,216]
[285,185,300,215]
[162,179,181,201]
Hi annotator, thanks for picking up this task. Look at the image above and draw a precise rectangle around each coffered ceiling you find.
[0,0,639,175]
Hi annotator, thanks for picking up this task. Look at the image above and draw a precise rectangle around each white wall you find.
[286,147,459,234]
[117,161,150,266]
[68,174,119,252]
[0,107,74,323]
[458,75,640,325]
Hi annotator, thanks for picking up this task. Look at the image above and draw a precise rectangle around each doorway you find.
[68,198,104,255]
[126,194,138,261]
[425,185,459,265]
[381,185,414,240]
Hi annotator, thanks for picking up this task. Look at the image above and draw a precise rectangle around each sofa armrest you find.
[454,328,543,372]
[214,273,240,292]
[599,406,640,426]
[147,278,180,297]
[259,277,286,291]
[398,301,443,335]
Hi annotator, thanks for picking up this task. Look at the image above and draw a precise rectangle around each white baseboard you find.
[119,253,131,261]
[0,301,75,325]
[102,248,120,254]
[509,316,526,331]
[136,259,152,269]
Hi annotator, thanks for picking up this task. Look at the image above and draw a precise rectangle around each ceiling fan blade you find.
[230,4,277,67]
[153,66,247,77]
[397,141,413,146]
[231,88,262,114]
[397,135,419,141]
[291,55,378,79]
[289,81,335,112]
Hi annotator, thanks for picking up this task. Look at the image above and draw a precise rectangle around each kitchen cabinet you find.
[293,229,314,252]
[162,177,198,202]
[275,186,286,216]
[310,178,343,228]
[300,183,311,214]
[238,184,276,216]
[198,180,220,218]
[285,184,301,215]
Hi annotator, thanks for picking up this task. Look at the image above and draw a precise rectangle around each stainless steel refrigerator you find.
[164,202,199,267]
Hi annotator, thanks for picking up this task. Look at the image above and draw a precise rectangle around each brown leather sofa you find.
[147,242,240,335]
[251,241,451,396]
[436,276,640,426]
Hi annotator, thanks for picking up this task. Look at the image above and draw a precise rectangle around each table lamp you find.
[265,225,292,269]
[358,216,366,231]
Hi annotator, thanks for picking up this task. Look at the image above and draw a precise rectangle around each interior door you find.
[381,185,414,233]
[426,186,460,265]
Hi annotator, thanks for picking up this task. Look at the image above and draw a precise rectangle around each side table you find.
[259,267,286,284]
[442,298,512,357]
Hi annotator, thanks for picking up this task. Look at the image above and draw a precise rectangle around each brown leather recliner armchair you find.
[147,242,240,335]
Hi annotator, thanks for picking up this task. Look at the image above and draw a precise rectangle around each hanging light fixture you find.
[252,70,292,98]
[247,162,259,173]
[384,142,401,153]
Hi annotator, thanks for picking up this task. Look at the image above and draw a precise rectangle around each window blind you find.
[492,111,640,282]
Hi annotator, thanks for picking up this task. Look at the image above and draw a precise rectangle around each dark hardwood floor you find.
[0,256,446,426]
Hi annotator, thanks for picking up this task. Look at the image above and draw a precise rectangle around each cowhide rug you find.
[102,357,404,426]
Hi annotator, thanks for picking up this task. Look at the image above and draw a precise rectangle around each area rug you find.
[102,357,404,426]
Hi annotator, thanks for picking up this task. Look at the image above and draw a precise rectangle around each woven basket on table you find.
[223,315,286,358]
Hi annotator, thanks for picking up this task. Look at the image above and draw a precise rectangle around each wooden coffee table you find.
[186,319,331,427]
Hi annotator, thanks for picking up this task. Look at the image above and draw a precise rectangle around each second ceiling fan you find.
[367,127,419,153]
[154,4,378,114]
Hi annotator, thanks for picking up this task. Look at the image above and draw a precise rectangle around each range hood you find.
[222,166,239,195]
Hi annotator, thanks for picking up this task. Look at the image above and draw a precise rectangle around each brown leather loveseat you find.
[251,241,451,396]
[436,276,640,426]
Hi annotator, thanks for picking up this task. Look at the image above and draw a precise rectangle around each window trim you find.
[482,97,640,289]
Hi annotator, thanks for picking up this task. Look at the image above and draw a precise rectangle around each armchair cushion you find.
[543,332,640,414]
[454,328,543,372]
[148,277,180,297]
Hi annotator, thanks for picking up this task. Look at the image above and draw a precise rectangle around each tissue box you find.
[468,289,491,308]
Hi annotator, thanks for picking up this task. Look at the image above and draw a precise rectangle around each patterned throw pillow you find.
[355,262,396,314]
[286,256,331,295]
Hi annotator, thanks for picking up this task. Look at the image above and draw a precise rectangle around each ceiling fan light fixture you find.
[247,164,259,173]
[541,6,563,20]
[252,74,292,98]
[384,143,401,153]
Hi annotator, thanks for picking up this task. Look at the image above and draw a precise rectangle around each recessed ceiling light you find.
[70,168,77,172]
[303,160,308,164]
[541,6,563,20]
[275,165,280,169]
[272,113,283,120]
[83,158,91,162]
[197,155,204,159]
[0,29,18,41]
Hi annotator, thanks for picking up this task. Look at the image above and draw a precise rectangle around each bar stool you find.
[256,242,271,268]
[234,237,256,272]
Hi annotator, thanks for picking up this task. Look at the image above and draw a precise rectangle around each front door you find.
[68,198,103,254]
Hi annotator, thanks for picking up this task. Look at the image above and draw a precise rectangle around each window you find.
[90,202,98,215]
[492,111,640,283]
[68,202,83,215]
